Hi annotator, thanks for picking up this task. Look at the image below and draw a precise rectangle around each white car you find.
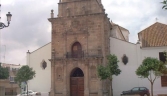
[17,90,41,96]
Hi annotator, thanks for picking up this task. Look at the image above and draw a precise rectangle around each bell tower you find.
[57,0,103,17]
[49,0,112,96]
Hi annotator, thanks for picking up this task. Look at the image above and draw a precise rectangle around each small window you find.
[161,76,167,87]
[9,76,15,82]
[140,87,146,91]
[159,52,166,63]
[71,42,82,58]
[41,60,47,69]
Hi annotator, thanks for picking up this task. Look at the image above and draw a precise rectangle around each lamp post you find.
[0,4,12,64]
[0,4,12,29]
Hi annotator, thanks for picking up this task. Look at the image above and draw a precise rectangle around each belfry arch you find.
[70,68,84,96]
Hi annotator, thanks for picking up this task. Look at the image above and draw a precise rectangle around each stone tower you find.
[48,0,112,96]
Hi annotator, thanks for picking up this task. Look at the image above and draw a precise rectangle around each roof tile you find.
[138,22,167,47]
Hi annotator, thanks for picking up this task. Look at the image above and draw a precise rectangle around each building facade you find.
[0,63,21,96]
[27,22,167,96]
[27,43,51,95]
[27,0,167,96]
[48,0,112,96]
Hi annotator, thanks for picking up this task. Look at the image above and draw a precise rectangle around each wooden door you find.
[70,77,84,96]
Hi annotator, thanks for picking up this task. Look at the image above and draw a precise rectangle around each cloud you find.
[103,0,167,43]
[0,0,167,65]
[0,0,58,64]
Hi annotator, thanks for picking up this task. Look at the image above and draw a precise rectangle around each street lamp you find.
[0,12,12,29]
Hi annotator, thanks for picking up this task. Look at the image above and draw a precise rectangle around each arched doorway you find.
[70,68,84,96]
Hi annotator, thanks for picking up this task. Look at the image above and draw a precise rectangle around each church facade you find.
[45,0,111,96]
[48,0,111,96]
[27,0,167,96]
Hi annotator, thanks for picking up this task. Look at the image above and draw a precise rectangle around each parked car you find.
[121,87,150,96]
[17,90,41,96]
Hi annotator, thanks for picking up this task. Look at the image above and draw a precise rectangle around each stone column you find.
[98,58,103,96]
[50,49,56,96]
[63,60,67,96]
[50,61,55,96]
[84,60,89,96]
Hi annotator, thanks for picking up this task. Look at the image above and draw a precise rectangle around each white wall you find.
[110,37,167,96]
[27,37,167,96]
[27,43,51,95]
[141,47,167,95]
[110,37,140,96]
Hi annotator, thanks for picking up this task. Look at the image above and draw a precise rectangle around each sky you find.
[0,0,167,65]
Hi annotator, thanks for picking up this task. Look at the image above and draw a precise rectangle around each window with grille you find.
[159,52,166,63]
[159,52,167,87]
[9,76,15,82]
[71,42,82,58]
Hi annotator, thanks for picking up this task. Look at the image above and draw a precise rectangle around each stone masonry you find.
[48,0,112,96]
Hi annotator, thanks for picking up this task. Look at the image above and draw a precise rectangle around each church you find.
[27,0,167,96]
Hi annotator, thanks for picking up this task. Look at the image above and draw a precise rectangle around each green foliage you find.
[97,65,110,80]
[164,51,167,64]
[15,65,36,84]
[97,54,121,81]
[0,63,9,79]
[136,57,167,96]
[136,57,166,78]
[161,0,167,10]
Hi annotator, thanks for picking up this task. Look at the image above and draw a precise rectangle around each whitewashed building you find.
[27,22,167,96]
[27,43,51,95]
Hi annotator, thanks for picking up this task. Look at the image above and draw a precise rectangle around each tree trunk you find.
[110,80,113,96]
[151,82,153,96]
[27,81,28,96]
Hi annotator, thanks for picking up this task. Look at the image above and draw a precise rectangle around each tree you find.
[0,63,9,79]
[15,65,36,96]
[161,0,167,9]
[136,57,167,96]
[97,54,121,96]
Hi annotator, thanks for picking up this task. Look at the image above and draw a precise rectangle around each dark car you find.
[121,87,150,96]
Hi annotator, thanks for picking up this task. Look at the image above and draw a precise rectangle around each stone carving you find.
[41,60,47,69]
[122,54,128,65]
[66,8,70,16]
[90,65,97,79]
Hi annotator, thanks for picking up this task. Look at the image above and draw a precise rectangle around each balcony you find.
[65,49,102,58]
[66,51,84,58]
